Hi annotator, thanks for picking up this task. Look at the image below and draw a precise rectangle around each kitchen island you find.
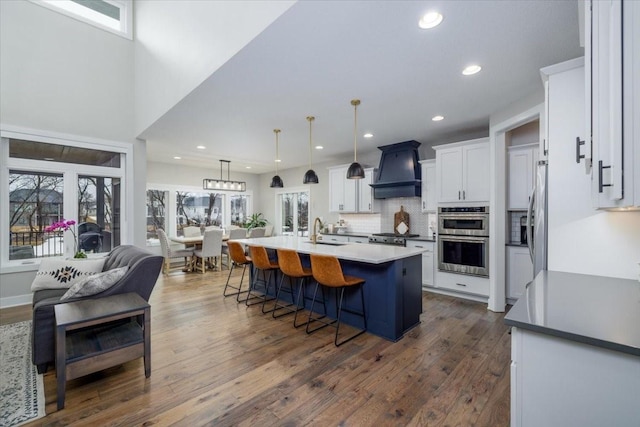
[237,236,426,341]
[504,270,640,427]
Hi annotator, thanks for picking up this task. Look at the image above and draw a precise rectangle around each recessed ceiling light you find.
[245,166,251,169]
[363,133,373,138]
[462,64,482,75]
[173,156,181,160]
[419,12,443,29]
[275,159,281,163]
[196,145,206,150]
[432,115,444,121]
[315,145,324,150]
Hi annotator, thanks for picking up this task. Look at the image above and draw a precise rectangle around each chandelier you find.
[203,160,246,192]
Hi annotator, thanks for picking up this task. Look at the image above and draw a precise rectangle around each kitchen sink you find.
[304,240,347,246]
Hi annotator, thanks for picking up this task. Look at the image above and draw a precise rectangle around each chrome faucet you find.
[311,217,323,244]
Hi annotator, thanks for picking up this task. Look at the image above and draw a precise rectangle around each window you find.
[28,0,133,40]
[175,191,223,236]
[230,195,249,227]
[2,133,129,268]
[146,190,167,242]
[277,190,309,237]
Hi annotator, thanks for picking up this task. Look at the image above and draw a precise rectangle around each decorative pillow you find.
[31,258,106,291]
[60,266,129,301]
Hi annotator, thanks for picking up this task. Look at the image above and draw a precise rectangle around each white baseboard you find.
[0,293,32,309]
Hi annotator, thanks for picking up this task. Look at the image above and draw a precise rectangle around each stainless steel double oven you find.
[438,206,489,277]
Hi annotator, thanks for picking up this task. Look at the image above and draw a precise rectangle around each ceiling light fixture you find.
[303,116,319,184]
[270,129,284,188]
[432,115,444,121]
[462,64,482,75]
[346,99,365,179]
[315,145,323,150]
[203,160,246,192]
[196,145,206,150]
[418,11,443,29]
[173,156,181,160]
[364,133,373,138]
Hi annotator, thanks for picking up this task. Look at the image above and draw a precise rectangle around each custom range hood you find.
[370,140,421,199]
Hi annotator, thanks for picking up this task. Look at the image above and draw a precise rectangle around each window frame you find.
[28,0,133,40]
[274,186,310,237]
[1,126,132,273]
[145,182,253,247]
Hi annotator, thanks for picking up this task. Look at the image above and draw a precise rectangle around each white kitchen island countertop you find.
[236,236,425,264]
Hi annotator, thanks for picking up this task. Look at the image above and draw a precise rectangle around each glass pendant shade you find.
[303,169,319,184]
[347,162,365,179]
[270,174,284,188]
[347,99,365,179]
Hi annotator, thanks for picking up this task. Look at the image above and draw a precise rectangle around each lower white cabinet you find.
[510,327,640,427]
[322,234,349,243]
[434,271,489,297]
[348,236,369,244]
[405,240,434,287]
[506,246,533,300]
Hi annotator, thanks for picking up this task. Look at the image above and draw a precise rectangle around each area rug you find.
[0,321,46,427]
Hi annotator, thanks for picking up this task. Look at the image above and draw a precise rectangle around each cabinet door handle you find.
[369,203,371,210]
[415,245,424,248]
[422,201,425,209]
[598,160,613,193]
[455,283,467,287]
[458,190,461,200]
[463,190,466,200]
[576,137,585,164]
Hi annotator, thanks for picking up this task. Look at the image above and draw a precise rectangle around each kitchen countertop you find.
[322,232,436,242]
[237,236,426,264]
[405,236,436,242]
[504,270,640,356]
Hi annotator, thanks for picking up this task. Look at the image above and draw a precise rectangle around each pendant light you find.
[303,116,319,184]
[346,99,365,179]
[270,129,284,188]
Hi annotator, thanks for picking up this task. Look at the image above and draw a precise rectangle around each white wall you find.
[147,161,260,190]
[134,0,295,136]
[0,1,142,307]
[0,1,134,141]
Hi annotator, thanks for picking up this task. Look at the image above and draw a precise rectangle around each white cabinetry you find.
[406,240,434,287]
[507,144,539,210]
[420,160,436,212]
[328,166,378,213]
[506,246,533,301]
[510,327,640,427]
[434,138,490,204]
[322,234,349,244]
[586,0,639,208]
[347,236,369,244]
[434,271,489,298]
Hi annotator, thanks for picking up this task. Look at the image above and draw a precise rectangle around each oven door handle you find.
[439,234,488,243]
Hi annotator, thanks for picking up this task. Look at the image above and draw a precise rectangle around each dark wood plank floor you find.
[2,266,511,426]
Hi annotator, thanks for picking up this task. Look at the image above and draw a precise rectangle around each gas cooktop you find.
[371,233,419,238]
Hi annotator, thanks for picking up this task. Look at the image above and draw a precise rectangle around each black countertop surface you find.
[504,270,640,356]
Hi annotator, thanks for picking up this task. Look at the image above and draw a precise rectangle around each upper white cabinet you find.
[586,0,639,208]
[434,138,490,204]
[507,144,539,210]
[420,160,436,212]
[328,165,378,213]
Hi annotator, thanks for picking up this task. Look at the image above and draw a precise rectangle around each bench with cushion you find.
[31,245,163,374]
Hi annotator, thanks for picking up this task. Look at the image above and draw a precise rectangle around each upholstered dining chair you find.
[183,226,201,237]
[157,228,194,274]
[248,227,266,238]
[192,229,223,273]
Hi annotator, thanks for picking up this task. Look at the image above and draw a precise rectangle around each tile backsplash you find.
[509,210,527,244]
[338,197,436,237]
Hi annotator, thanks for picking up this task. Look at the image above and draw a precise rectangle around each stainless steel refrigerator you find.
[526,159,548,277]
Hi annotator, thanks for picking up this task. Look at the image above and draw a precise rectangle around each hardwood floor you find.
[2,267,511,426]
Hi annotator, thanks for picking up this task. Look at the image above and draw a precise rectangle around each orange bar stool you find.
[247,245,279,313]
[273,249,314,327]
[223,241,253,302]
[308,254,367,346]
